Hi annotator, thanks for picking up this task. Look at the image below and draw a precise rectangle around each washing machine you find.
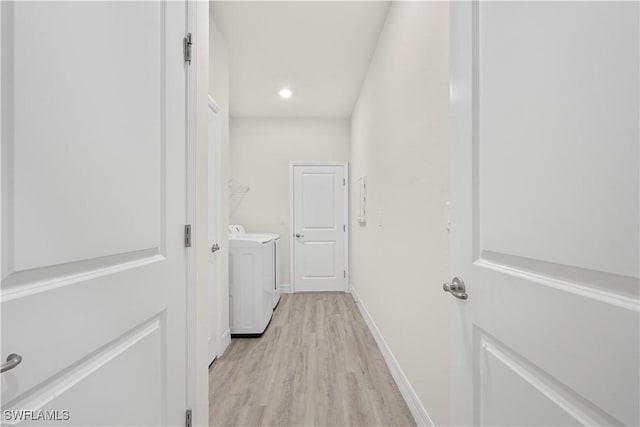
[228,232,273,336]
[229,225,281,309]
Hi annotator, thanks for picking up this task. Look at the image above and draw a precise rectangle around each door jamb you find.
[289,161,350,293]
[185,0,198,421]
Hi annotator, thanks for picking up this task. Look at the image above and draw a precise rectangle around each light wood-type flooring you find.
[209,292,415,426]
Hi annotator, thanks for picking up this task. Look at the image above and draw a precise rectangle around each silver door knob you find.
[211,243,220,253]
[1,353,22,373]
[443,277,468,300]
[295,233,304,238]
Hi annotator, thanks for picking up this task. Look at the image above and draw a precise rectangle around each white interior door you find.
[207,97,220,365]
[292,164,347,292]
[1,2,189,425]
[450,2,639,426]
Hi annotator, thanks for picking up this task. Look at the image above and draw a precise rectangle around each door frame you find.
[207,95,221,363]
[185,0,198,422]
[289,161,349,293]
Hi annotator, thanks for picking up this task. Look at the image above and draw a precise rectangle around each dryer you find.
[229,225,281,309]
[228,232,274,336]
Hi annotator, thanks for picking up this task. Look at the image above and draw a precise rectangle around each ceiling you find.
[211,1,390,118]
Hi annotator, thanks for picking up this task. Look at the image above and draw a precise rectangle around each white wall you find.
[349,2,451,425]
[229,118,350,285]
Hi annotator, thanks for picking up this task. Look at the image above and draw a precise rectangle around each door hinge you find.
[344,270,346,278]
[185,409,192,427]
[184,33,193,64]
[343,224,346,232]
[343,178,346,186]
[185,224,192,248]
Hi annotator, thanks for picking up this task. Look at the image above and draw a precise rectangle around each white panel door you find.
[1,2,188,425]
[207,98,220,365]
[293,164,347,292]
[450,2,639,426]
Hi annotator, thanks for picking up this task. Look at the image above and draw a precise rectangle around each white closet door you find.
[293,164,347,292]
[450,2,639,426]
[1,2,189,425]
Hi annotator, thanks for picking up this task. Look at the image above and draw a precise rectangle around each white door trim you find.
[185,0,198,421]
[289,161,349,293]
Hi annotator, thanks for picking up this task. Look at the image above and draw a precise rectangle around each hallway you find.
[208,293,415,426]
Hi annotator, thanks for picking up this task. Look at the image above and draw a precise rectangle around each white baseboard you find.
[350,286,434,427]
[278,283,293,294]
[218,329,231,357]
[349,284,358,302]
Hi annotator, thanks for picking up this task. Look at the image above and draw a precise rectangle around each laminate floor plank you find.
[209,292,415,427]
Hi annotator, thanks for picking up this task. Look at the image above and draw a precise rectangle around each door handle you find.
[1,353,22,374]
[211,243,220,253]
[443,277,468,300]
[295,233,304,238]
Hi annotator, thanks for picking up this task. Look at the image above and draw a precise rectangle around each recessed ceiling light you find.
[279,88,292,99]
